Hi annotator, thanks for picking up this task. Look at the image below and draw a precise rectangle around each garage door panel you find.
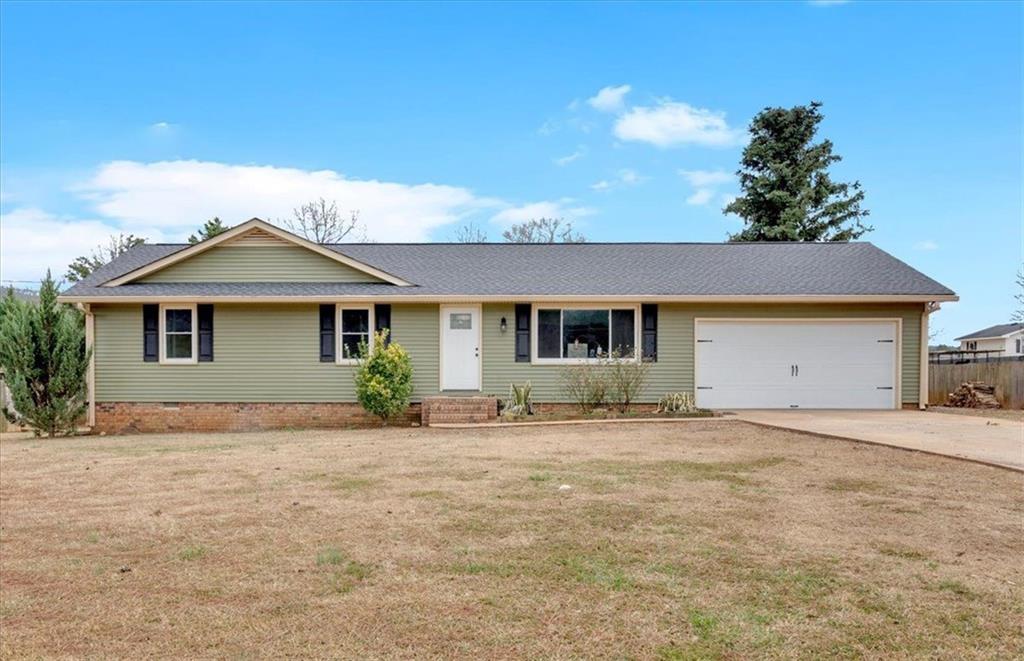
[695,320,897,410]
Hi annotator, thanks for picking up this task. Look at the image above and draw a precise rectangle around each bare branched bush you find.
[285,198,364,243]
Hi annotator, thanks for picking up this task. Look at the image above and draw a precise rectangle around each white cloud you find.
[618,169,641,184]
[679,169,734,206]
[73,160,490,242]
[0,207,153,284]
[686,189,715,206]
[491,199,594,226]
[679,169,733,188]
[614,100,744,148]
[587,84,632,113]
[914,240,939,251]
[589,169,644,193]
[538,119,559,136]
[553,148,585,167]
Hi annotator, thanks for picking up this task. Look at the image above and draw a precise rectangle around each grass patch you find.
[557,553,633,591]
[936,579,976,598]
[579,456,787,486]
[316,546,347,566]
[178,545,208,561]
[878,546,928,561]
[827,478,886,493]
[305,472,377,492]
[528,472,553,482]
[408,489,448,499]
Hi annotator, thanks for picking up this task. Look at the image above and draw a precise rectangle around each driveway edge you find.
[734,418,1022,473]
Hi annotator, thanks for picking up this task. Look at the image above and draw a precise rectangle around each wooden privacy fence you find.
[929,360,1024,409]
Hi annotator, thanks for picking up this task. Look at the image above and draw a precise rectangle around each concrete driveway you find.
[734,409,1024,471]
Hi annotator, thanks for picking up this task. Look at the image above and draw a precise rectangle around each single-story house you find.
[955,323,1024,355]
[59,218,957,433]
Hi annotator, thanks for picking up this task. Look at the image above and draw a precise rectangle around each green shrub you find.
[0,273,90,437]
[501,382,532,418]
[657,392,697,414]
[353,330,413,424]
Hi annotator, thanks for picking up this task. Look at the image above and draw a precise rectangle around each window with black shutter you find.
[319,304,336,362]
[143,304,159,362]
[641,304,658,362]
[514,304,530,362]
[375,304,391,346]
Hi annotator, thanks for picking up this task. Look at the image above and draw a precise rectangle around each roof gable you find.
[101,219,412,287]
[955,323,1024,341]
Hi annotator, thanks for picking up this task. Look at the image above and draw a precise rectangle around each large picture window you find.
[338,306,372,362]
[534,306,638,362]
[159,304,197,364]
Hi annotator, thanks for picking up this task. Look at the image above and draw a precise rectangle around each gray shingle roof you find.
[955,323,1023,341]
[61,241,955,299]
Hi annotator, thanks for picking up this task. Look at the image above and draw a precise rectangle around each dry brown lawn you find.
[1,420,1021,659]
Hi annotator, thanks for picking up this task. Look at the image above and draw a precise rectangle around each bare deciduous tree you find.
[284,198,364,243]
[452,222,488,243]
[501,217,586,243]
[65,233,147,283]
[1013,265,1024,323]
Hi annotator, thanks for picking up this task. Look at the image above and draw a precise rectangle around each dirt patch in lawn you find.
[1,421,1021,658]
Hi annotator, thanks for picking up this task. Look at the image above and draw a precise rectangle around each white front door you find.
[441,306,481,391]
[695,320,898,409]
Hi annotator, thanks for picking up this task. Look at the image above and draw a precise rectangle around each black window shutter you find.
[197,304,214,362]
[641,304,658,362]
[143,304,159,362]
[514,304,531,362]
[375,304,391,345]
[319,304,335,362]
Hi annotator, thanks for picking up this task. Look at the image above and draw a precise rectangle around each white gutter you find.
[58,293,960,305]
[920,301,942,410]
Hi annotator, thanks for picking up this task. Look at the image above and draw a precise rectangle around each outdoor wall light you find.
[499,316,508,333]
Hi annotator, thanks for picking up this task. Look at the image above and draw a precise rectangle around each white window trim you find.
[530,303,641,365]
[158,303,198,365]
[336,304,374,365]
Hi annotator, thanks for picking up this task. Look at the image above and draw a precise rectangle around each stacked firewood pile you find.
[945,382,1001,409]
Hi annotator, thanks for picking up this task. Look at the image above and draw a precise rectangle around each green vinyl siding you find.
[94,301,921,405]
[139,245,385,283]
[481,302,923,405]
[93,303,438,402]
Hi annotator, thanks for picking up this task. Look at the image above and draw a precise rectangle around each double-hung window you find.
[338,306,373,363]
[160,304,197,364]
[533,306,638,363]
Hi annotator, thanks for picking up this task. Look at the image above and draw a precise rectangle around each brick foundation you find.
[421,397,498,425]
[530,402,660,415]
[94,401,421,434]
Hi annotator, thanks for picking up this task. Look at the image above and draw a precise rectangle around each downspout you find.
[79,303,96,428]
[919,302,941,410]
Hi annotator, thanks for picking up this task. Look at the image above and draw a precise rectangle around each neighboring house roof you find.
[60,219,957,301]
[955,323,1024,341]
[4,288,39,303]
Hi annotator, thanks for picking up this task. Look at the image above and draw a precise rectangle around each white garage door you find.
[695,320,899,410]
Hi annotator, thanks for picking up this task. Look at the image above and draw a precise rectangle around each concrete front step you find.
[421,396,498,426]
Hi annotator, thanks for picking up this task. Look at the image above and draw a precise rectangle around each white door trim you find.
[694,317,903,410]
[439,304,483,392]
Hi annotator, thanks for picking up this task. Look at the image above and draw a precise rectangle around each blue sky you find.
[0,1,1020,342]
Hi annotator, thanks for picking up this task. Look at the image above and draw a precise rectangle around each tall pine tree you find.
[188,217,230,244]
[0,272,90,436]
[725,102,871,242]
